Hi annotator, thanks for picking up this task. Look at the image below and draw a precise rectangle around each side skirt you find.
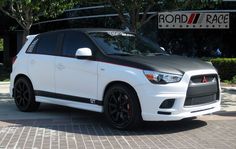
[34,90,103,113]
[36,96,103,113]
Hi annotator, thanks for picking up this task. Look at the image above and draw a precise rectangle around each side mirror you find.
[75,48,92,59]
[160,47,166,51]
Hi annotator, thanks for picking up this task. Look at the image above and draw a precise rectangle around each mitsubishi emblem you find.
[201,76,208,83]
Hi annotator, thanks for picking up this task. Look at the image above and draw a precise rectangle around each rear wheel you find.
[104,84,142,130]
[14,77,40,112]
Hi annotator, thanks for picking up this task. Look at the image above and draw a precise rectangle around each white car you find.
[10,28,221,129]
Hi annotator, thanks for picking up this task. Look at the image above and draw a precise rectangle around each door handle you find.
[56,64,65,70]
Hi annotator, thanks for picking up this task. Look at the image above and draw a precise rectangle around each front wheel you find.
[14,77,40,112]
[104,84,142,130]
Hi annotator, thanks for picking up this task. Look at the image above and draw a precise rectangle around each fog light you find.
[159,99,175,109]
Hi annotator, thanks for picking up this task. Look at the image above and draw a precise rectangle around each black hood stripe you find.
[94,55,215,75]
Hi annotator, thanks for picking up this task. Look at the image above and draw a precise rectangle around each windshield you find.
[88,31,166,56]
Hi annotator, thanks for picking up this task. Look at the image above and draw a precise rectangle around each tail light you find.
[12,56,17,64]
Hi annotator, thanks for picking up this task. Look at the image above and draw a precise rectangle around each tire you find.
[14,77,40,112]
[104,84,142,130]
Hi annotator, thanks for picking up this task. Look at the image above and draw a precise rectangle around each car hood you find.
[106,54,216,75]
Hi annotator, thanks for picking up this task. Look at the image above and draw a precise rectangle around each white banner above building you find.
[158,12,230,29]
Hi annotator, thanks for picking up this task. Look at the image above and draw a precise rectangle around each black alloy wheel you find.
[14,77,40,112]
[104,84,141,130]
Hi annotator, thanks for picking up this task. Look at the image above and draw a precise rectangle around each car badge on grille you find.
[201,76,208,83]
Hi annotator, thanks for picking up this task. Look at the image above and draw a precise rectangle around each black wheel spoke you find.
[22,98,26,106]
[110,109,117,115]
[120,112,125,121]
[109,103,117,108]
[121,109,128,113]
[111,94,117,103]
[16,94,21,99]
[23,91,29,99]
[19,83,24,91]
[14,80,31,108]
[18,98,23,105]
[24,95,29,100]
[14,78,40,112]
[121,100,128,106]
[107,89,132,126]
[118,94,122,101]
[105,85,141,129]
[16,88,21,93]
[114,112,119,121]
[23,89,28,94]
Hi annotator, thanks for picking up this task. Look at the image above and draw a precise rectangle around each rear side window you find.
[36,34,58,55]
[62,32,94,57]
[26,38,38,53]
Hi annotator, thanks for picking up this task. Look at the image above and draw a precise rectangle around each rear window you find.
[36,34,58,55]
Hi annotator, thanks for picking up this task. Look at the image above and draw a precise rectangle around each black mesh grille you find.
[184,74,219,106]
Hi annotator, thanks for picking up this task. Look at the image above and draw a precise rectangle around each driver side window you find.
[62,31,94,57]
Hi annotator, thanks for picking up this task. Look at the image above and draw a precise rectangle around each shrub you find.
[210,58,236,80]
[0,38,3,52]
[232,75,236,84]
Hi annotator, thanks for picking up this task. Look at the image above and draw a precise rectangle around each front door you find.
[55,31,98,102]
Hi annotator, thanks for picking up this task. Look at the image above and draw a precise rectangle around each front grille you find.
[184,74,219,106]
[191,75,216,84]
[185,94,217,106]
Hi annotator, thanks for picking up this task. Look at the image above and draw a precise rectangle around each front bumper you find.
[135,69,221,121]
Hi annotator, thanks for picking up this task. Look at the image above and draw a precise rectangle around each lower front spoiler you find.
[142,102,221,121]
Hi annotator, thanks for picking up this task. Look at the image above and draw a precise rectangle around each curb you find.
[0,82,10,85]
[221,86,236,92]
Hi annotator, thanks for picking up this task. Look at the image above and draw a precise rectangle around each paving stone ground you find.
[0,118,235,149]
[0,83,236,149]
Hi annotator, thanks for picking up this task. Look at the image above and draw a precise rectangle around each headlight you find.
[143,70,182,84]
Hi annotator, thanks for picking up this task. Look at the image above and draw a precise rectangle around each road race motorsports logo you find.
[158,12,229,29]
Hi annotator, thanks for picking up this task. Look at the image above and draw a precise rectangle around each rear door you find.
[55,31,98,102]
[28,33,59,93]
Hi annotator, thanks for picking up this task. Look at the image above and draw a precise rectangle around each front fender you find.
[97,62,147,101]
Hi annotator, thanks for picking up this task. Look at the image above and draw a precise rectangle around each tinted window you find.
[89,32,165,56]
[26,38,38,53]
[36,34,58,55]
[62,31,94,57]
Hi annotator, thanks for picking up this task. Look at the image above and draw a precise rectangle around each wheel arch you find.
[13,74,33,97]
[102,81,142,114]
[14,74,32,85]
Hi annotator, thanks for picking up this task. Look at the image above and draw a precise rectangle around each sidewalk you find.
[0,82,10,94]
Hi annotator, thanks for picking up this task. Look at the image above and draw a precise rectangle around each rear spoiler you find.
[26,34,38,40]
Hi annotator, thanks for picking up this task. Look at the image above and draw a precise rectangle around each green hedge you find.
[210,58,236,80]
[0,38,3,52]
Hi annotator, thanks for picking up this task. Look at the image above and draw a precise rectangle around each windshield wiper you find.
[107,53,133,56]
[148,53,168,56]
